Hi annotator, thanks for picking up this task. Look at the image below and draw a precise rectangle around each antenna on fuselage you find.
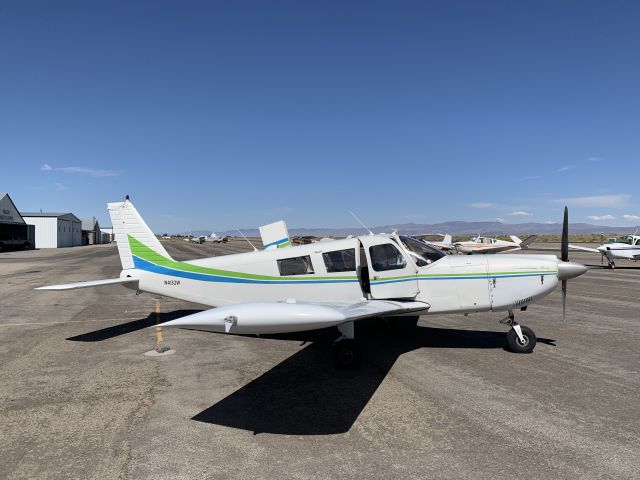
[237,229,258,251]
[349,211,374,236]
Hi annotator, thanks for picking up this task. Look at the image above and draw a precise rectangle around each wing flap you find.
[35,277,138,291]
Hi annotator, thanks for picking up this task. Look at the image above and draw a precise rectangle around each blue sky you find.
[1,0,639,232]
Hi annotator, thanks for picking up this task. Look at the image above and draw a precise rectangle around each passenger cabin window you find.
[369,244,406,271]
[323,248,356,272]
[277,255,314,276]
[400,236,445,266]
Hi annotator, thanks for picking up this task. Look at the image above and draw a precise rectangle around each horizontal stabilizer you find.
[518,235,538,248]
[157,299,430,335]
[35,277,138,291]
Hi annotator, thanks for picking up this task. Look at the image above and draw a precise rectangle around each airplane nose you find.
[557,261,588,280]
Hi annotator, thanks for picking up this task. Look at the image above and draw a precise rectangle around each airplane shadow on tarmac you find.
[192,320,555,435]
[66,310,201,342]
[67,312,555,435]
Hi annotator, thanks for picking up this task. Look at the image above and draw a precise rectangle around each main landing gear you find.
[500,310,537,354]
[332,321,362,368]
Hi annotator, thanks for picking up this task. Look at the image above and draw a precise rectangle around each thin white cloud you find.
[496,217,505,223]
[509,210,532,216]
[557,194,630,208]
[470,202,492,208]
[623,214,640,222]
[544,220,554,224]
[558,165,573,172]
[40,163,120,177]
[522,175,541,180]
[588,156,603,162]
[55,182,68,191]
[586,214,616,221]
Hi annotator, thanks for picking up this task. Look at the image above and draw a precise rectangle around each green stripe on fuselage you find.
[128,235,357,281]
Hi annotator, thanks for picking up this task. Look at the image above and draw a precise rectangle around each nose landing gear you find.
[500,310,537,354]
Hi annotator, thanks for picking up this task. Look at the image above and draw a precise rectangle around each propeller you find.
[561,206,569,321]
[557,206,588,320]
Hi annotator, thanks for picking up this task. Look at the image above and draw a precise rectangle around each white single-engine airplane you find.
[570,234,640,269]
[37,198,586,366]
[452,235,537,254]
[413,234,537,254]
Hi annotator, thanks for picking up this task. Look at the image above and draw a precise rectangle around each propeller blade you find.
[561,206,569,262]
[562,279,567,322]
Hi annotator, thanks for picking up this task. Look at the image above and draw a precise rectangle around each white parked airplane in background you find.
[451,235,537,254]
[204,232,228,244]
[412,234,537,254]
[570,234,640,268]
[37,198,586,366]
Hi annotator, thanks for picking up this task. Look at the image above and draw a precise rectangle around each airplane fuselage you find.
[122,234,560,315]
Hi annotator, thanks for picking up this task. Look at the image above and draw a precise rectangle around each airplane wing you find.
[568,244,600,254]
[156,299,430,334]
[35,277,139,290]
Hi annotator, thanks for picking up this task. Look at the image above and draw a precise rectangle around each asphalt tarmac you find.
[1,241,638,479]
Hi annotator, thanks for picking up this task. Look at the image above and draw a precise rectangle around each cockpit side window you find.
[277,255,315,276]
[323,248,356,272]
[399,236,445,266]
[369,244,406,271]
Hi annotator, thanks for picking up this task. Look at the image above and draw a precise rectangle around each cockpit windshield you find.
[616,236,634,245]
[399,236,445,266]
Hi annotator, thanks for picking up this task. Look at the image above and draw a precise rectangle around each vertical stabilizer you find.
[259,220,290,249]
[108,199,173,269]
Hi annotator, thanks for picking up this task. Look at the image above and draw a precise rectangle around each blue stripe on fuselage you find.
[132,256,357,284]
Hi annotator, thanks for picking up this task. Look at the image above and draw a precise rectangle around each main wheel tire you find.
[332,339,362,368]
[506,326,537,354]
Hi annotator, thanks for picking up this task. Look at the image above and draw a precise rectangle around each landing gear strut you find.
[500,310,537,354]
[333,321,361,368]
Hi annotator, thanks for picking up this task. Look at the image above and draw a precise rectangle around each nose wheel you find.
[500,310,537,354]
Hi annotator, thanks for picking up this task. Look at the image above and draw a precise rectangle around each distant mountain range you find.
[179,221,639,238]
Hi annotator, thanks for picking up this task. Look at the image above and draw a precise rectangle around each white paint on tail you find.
[107,199,173,269]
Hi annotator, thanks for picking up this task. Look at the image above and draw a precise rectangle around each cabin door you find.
[359,237,419,299]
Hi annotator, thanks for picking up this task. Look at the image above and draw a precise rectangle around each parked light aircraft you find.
[204,233,228,244]
[412,234,537,254]
[454,235,538,254]
[570,235,640,268]
[37,198,586,366]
